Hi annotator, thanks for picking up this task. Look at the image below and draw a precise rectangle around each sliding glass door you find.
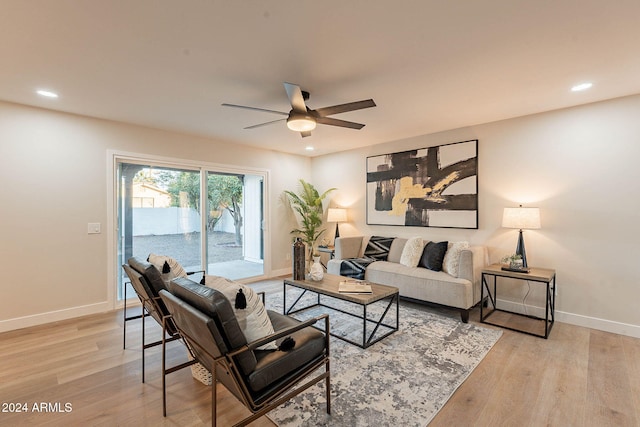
[204,171,264,280]
[116,158,265,301]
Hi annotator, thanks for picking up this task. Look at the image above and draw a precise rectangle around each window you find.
[115,157,266,301]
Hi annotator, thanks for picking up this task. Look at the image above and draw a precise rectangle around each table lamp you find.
[502,205,541,268]
[327,208,348,239]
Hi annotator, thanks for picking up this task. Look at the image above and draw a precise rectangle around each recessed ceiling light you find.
[36,89,59,98]
[571,83,592,92]
[305,146,314,151]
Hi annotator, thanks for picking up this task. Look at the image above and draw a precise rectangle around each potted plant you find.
[284,179,336,267]
[501,253,523,269]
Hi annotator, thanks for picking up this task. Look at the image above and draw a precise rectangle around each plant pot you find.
[510,259,524,269]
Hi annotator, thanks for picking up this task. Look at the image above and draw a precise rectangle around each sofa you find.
[327,236,488,322]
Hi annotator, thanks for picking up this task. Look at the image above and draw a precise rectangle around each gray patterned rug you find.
[265,290,502,427]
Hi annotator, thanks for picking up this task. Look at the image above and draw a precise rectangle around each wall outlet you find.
[285,252,291,260]
[88,223,101,234]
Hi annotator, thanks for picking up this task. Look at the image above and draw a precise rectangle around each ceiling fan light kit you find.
[287,112,317,132]
[223,82,376,138]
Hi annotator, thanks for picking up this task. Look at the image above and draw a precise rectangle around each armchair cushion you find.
[248,311,326,394]
[204,275,277,350]
[128,257,167,297]
[169,277,258,375]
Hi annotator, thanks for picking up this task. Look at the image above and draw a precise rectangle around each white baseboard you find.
[0,302,110,333]
[555,311,640,339]
[495,298,640,339]
[0,270,291,333]
[8,288,637,339]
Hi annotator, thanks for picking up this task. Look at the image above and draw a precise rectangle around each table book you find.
[338,280,373,294]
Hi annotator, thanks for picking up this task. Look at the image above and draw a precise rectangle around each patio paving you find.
[120,231,264,300]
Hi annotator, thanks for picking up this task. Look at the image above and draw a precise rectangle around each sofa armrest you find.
[333,236,364,260]
[457,246,488,305]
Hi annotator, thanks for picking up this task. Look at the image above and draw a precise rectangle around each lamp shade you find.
[327,208,347,223]
[502,207,541,229]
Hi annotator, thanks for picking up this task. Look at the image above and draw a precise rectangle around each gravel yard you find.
[130,231,242,267]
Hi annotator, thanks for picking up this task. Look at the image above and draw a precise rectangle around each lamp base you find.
[515,229,528,268]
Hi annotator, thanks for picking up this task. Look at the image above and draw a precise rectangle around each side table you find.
[481,264,556,339]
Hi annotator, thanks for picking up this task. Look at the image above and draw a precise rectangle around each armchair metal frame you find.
[122,265,204,349]
[122,279,147,349]
[159,289,331,427]
[122,261,183,383]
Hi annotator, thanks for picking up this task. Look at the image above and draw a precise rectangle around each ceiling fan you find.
[222,82,376,138]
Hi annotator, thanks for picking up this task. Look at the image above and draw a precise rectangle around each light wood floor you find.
[1,279,638,427]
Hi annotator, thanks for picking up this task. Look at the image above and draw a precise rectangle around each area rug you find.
[264,291,502,427]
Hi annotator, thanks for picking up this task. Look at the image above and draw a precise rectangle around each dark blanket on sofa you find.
[339,236,394,280]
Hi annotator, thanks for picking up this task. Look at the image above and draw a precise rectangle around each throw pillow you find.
[387,238,407,263]
[399,236,424,268]
[148,253,188,285]
[364,236,395,261]
[442,241,470,277]
[419,241,449,271]
[204,275,277,350]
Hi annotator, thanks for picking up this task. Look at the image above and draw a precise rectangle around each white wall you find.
[312,94,640,337]
[3,95,639,337]
[0,101,310,331]
[133,207,201,235]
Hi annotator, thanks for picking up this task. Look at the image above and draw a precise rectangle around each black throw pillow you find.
[419,241,449,271]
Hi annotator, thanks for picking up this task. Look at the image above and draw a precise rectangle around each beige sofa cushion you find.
[365,261,474,309]
[333,236,365,260]
[387,238,407,263]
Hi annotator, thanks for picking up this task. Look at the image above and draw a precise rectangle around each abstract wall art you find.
[366,139,478,229]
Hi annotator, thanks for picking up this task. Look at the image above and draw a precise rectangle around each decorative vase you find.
[309,256,324,281]
[292,238,306,280]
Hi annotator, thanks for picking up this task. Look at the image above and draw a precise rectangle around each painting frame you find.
[366,139,478,229]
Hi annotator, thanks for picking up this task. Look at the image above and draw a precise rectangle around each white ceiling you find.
[2,1,640,156]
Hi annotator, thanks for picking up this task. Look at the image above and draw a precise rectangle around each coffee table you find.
[283,274,399,348]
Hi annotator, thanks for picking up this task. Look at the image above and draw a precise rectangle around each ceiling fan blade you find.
[244,118,286,129]
[222,103,288,116]
[283,82,308,113]
[300,131,312,138]
[316,116,365,130]
[314,99,376,117]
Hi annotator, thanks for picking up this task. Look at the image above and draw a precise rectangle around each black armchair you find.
[122,256,204,349]
[159,277,331,426]
[122,257,183,382]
